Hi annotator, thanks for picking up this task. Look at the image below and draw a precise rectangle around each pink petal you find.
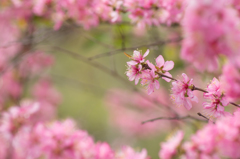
[156,55,165,68]
[133,50,141,58]
[154,80,160,89]
[148,83,154,95]
[127,61,138,66]
[217,105,224,112]
[146,60,156,71]
[203,102,212,109]
[221,96,229,106]
[162,72,172,82]
[163,61,174,71]
[135,75,140,85]
[182,73,189,83]
[183,99,192,110]
[143,49,149,58]
[187,90,198,103]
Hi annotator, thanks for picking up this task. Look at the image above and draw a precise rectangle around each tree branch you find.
[142,114,207,124]
[87,37,182,60]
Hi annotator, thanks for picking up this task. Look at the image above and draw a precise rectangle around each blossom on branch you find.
[155,55,174,82]
[171,73,198,110]
[203,78,230,118]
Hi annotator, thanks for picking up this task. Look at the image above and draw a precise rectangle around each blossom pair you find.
[126,50,174,94]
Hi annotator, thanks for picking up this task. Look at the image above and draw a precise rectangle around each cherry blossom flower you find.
[141,60,159,95]
[155,55,174,82]
[203,78,230,118]
[159,130,184,159]
[126,62,143,85]
[0,102,39,137]
[129,49,149,65]
[171,73,198,110]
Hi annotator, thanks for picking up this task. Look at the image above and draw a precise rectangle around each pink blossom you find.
[181,0,240,72]
[203,78,230,118]
[116,146,149,159]
[159,130,184,159]
[141,61,159,95]
[0,102,39,137]
[126,49,150,85]
[182,109,240,158]
[155,55,174,82]
[130,49,149,64]
[33,78,61,105]
[95,142,114,159]
[126,63,143,85]
[171,73,198,110]
[220,63,240,101]
[182,125,220,159]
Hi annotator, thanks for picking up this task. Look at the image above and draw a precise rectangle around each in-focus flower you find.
[171,73,198,110]
[155,55,174,82]
[126,62,143,85]
[141,61,159,95]
[128,49,149,65]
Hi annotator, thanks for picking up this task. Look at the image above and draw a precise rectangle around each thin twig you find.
[87,37,182,60]
[197,113,210,121]
[142,115,207,124]
[230,102,240,108]
[192,87,240,108]
[192,86,208,93]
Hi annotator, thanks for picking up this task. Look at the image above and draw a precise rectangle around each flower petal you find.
[182,73,189,83]
[143,49,149,58]
[148,83,154,95]
[127,61,138,66]
[162,72,172,82]
[183,99,192,110]
[156,55,164,68]
[163,61,174,71]
[154,80,160,90]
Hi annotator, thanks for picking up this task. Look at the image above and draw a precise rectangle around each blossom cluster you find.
[0,105,149,159]
[182,109,240,159]
[1,0,185,30]
[125,49,236,119]
[2,0,240,72]
[181,0,240,72]
[126,49,174,95]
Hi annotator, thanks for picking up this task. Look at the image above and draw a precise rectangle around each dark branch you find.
[87,37,182,60]
[142,114,207,124]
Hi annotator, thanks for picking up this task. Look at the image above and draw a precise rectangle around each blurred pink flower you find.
[159,130,184,159]
[116,146,149,159]
[220,63,240,101]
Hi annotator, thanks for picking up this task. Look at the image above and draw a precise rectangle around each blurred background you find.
[31,23,205,158]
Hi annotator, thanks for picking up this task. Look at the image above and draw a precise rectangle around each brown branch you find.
[143,63,240,109]
[192,87,240,108]
[155,72,177,81]
[87,37,182,60]
[197,113,210,121]
[142,114,207,124]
